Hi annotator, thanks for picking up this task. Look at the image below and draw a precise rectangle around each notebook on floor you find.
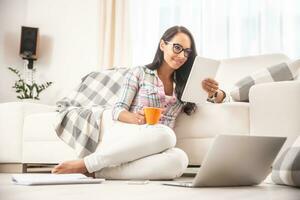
[12,173,105,185]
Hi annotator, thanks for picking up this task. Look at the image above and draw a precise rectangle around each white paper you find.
[12,173,105,185]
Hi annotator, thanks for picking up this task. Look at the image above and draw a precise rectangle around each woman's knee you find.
[146,125,176,149]
[164,148,189,178]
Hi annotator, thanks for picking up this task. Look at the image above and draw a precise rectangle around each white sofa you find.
[1,54,300,171]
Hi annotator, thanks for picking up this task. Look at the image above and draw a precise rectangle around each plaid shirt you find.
[112,66,184,128]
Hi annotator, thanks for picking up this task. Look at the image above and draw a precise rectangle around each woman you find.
[52,26,227,179]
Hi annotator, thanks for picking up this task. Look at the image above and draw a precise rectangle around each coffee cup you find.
[143,107,162,125]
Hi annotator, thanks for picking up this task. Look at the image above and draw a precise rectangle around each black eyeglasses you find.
[165,41,192,58]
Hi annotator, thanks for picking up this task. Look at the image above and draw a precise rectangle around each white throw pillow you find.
[271,136,300,187]
[230,59,300,102]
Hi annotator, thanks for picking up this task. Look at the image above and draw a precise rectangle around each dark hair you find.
[146,26,197,115]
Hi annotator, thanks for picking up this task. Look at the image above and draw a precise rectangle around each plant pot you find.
[20,98,39,104]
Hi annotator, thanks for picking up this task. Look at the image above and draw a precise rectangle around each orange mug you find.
[143,107,162,125]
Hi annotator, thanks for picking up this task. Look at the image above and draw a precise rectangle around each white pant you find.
[84,122,188,180]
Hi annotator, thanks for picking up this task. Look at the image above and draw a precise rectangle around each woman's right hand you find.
[131,110,146,125]
[118,110,146,125]
[202,78,219,97]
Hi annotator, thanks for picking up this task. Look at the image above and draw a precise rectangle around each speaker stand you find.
[22,57,36,69]
[22,59,36,86]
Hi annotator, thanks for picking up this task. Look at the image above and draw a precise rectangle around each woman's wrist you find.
[118,110,133,123]
[207,89,225,103]
[215,89,226,103]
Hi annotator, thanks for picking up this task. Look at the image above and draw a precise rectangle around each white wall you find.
[0,0,101,105]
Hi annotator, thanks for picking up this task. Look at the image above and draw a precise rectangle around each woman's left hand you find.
[202,78,219,97]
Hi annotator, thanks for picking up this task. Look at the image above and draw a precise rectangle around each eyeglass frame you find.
[164,41,192,58]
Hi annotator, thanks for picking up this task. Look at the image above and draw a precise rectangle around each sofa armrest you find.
[249,81,300,135]
[249,81,300,150]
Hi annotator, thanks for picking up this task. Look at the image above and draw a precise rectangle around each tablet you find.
[181,56,220,104]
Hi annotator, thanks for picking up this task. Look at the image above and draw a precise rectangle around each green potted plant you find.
[8,67,53,100]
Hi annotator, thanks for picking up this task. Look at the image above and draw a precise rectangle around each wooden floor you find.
[1,173,300,200]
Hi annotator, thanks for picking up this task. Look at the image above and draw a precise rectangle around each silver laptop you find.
[181,56,220,104]
[164,134,286,187]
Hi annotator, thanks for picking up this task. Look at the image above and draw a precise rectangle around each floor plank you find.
[1,173,299,200]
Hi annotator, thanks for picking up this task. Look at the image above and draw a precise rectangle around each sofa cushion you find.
[230,59,300,102]
[174,102,249,139]
[0,102,55,163]
[23,112,60,141]
[22,109,114,164]
[271,136,300,187]
[216,54,290,92]
[22,111,78,163]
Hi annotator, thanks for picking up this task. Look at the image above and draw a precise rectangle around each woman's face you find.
[160,32,192,70]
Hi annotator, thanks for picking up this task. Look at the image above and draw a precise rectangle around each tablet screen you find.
[181,56,220,104]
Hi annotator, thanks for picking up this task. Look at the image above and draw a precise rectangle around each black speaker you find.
[20,26,39,58]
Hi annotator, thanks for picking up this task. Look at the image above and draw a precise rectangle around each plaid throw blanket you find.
[54,68,130,158]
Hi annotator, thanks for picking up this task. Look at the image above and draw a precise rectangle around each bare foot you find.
[85,172,96,178]
[51,159,88,174]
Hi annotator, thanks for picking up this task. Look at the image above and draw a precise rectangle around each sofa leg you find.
[22,164,28,173]
[21,163,56,173]
[183,165,201,177]
[0,163,23,173]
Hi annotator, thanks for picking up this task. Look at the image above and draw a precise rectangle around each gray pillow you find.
[230,59,300,102]
[271,136,300,187]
